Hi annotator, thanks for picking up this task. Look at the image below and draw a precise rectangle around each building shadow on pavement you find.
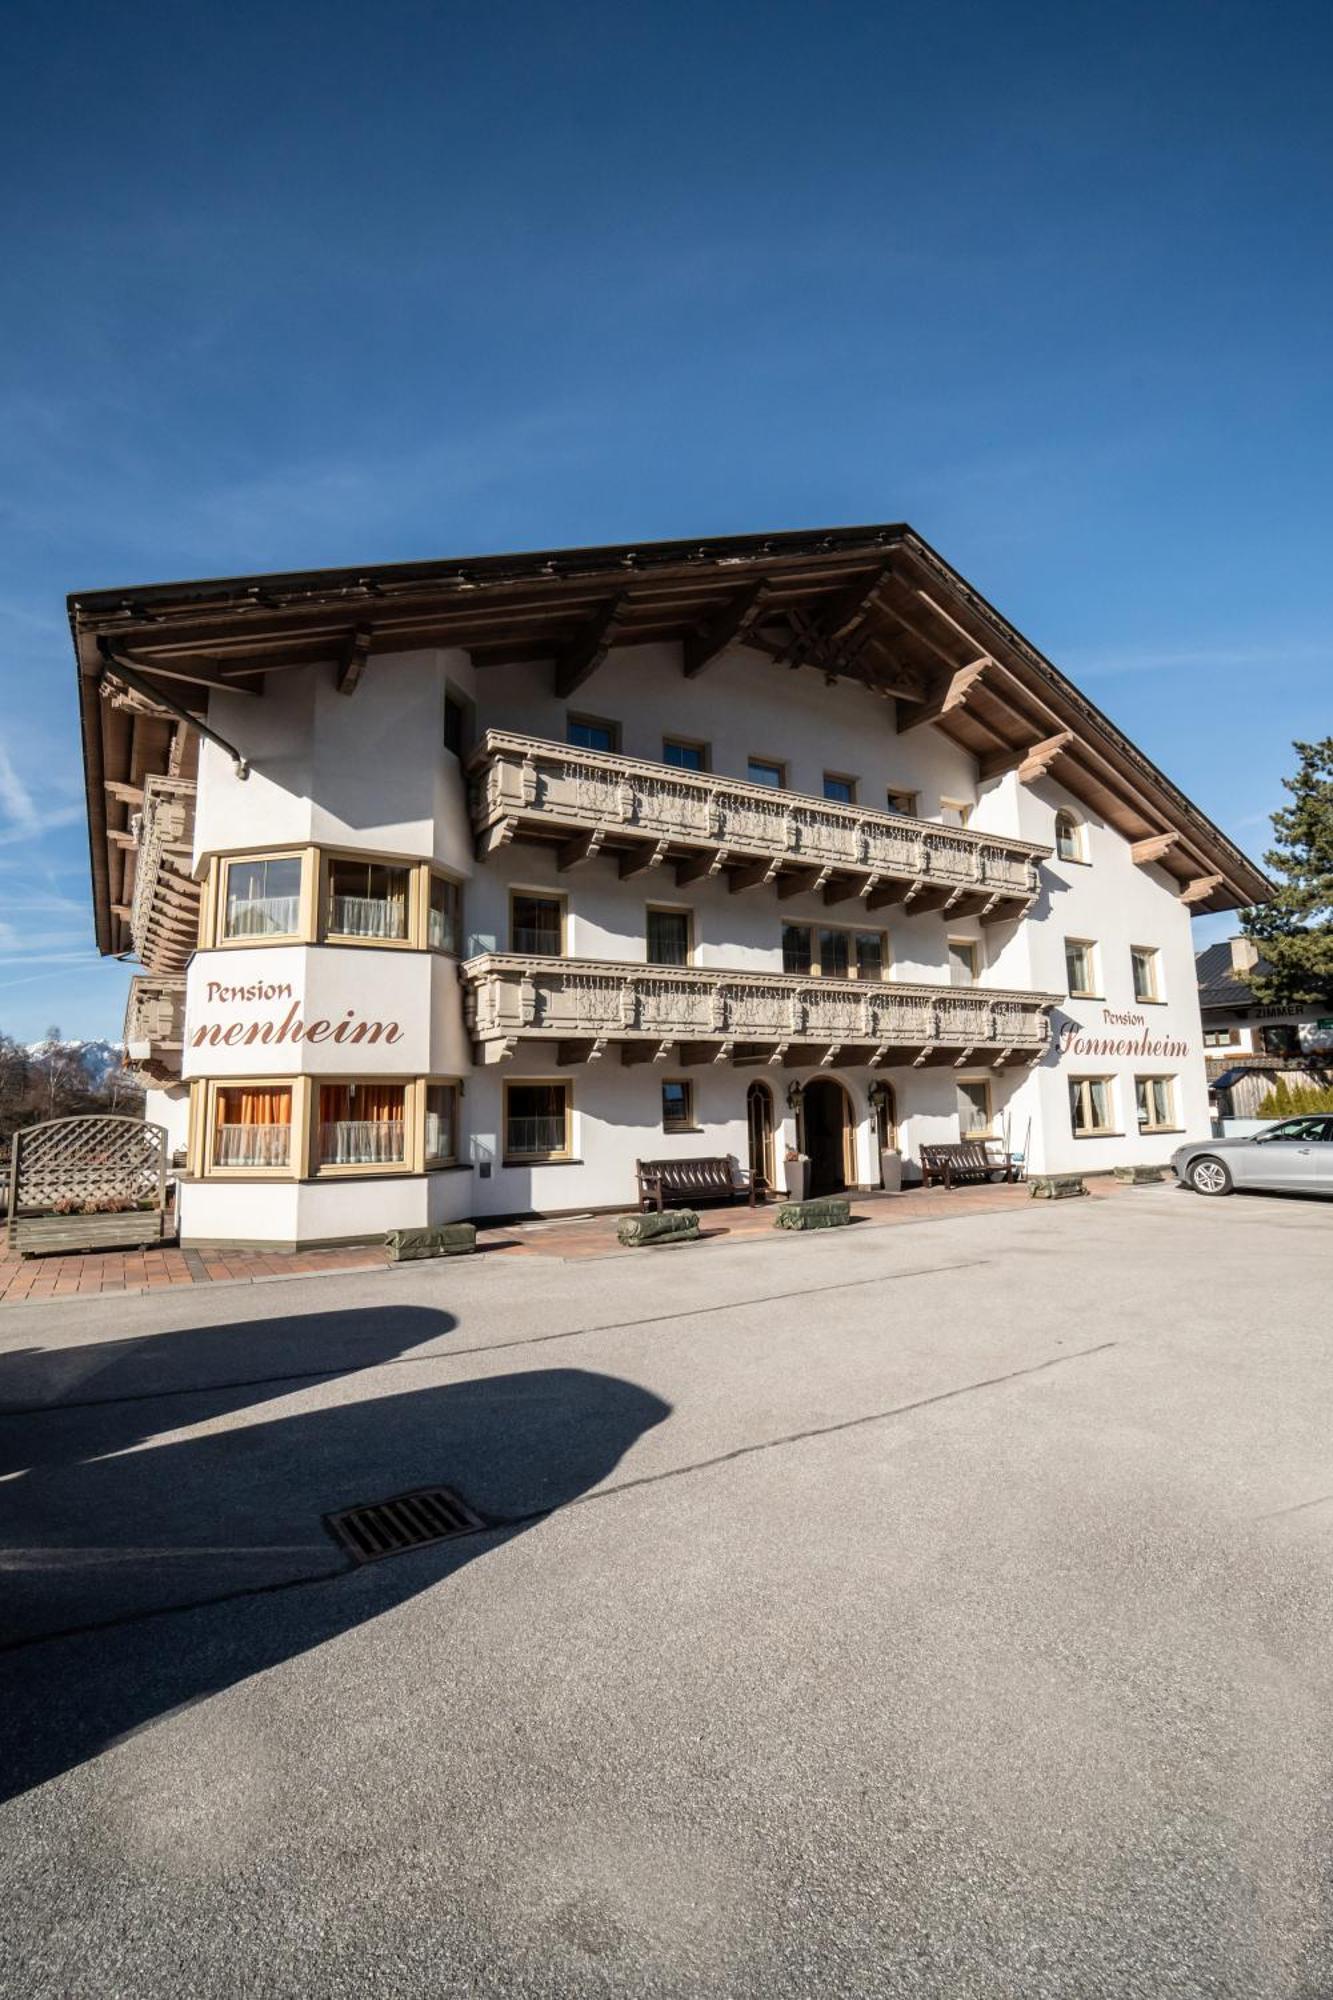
[0,1305,671,1805]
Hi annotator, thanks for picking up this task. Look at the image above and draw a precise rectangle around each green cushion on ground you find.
[618,1209,700,1246]
[1029,1175,1087,1200]
[386,1223,477,1261]
[774,1197,851,1230]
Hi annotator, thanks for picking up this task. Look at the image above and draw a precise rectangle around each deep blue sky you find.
[2,0,1329,1042]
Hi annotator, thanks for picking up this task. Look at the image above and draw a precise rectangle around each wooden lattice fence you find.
[6,1115,169,1255]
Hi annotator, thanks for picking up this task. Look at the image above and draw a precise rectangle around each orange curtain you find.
[318,1083,403,1124]
[219,1086,291,1125]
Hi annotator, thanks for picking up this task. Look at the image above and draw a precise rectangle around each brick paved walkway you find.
[0,1180,1116,1304]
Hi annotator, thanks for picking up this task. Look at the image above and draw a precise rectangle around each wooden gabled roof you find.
[71,522,1271,955]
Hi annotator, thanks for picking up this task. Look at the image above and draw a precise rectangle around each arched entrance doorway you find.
[801,1077,852,1197]
[746,1080,776,1196]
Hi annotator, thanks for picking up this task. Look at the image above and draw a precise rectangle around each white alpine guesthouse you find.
[75,524,1269,1248]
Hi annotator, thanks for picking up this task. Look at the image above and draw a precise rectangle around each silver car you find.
[1172,1116,1333,1197]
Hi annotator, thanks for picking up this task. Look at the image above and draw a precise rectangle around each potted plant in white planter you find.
[784,1147,809,1203]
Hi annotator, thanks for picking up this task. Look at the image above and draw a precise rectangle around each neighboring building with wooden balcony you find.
[123,976,186,1083]
[71,522,1270,1247]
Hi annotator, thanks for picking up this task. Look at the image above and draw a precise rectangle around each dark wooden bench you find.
[919,1142,1013,1191]
[636,1156,758,1212]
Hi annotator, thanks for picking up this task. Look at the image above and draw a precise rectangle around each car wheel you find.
[1188,1155,1233,1197]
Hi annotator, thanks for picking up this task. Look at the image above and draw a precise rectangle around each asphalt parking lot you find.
[2,1185,1332,1998]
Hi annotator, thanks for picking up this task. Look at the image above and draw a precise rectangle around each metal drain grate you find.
[325,1485,485,1563]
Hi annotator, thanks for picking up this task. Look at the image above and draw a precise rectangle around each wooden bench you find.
[636,1156,757,1213]
[918,1142,1013,1191]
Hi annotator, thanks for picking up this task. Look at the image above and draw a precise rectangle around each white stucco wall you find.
[172,636,1224,1241]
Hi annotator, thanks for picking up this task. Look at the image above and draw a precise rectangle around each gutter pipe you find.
[98,640,250,779]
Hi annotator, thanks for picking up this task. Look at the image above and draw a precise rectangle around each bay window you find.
[221,855,303,941]
[211,1085,293,1169]
[326,858,410,942]
[316,1081,407,1168]
[428,875,463,954]
[425,1082,460,1165]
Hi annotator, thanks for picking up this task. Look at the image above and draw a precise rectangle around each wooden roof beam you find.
[1179,873,1225,906]
[337,626,372,696]
[979,730,1074,783]
[1131,832,1180,867]
[554,594,633,698]
[898,659,989,734]
[682,580,773,677]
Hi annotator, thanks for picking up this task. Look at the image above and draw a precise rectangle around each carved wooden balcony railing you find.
[123,975,187,1081]
[468,731,1047,920]
[462,953,1060,1070]
[129,776,199,975]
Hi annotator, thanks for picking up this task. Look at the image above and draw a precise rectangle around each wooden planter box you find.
[10,1209,168,1257]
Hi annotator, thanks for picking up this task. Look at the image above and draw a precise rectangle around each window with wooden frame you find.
[948,937,981,987]
[660,1078,694,1133]
[510,891,564,956]
[886,787,918,818]
[747,756,786,789]
[1136,1075,1178,1132]
[315,1080,409,1171]
[956,1077,993,1138]
[782,923,885,980]
[646,906,692,967]
[1130,946,1162,1003]
[939,797,974,829]
[663,736,708,772]
[1204,1028,1238,1048]
[219,853,306,943]
[823,772,857,805]
[567,714,619,753]
[428,874,463,955]
[1069,1075,1117,1137]
[1055,810,1085,863]
[209,1083,295,1172]
[504,1080,572,1162]
[424,1080,461,1165]
[324,856,411,944]
[1064,937,1099,998]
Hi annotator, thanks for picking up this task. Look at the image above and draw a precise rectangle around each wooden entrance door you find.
[802,1078,849,1197]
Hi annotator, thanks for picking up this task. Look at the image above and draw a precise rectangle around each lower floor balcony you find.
[462,953,1060,1070]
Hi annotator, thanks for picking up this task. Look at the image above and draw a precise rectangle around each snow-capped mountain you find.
[24,1038,126,1086]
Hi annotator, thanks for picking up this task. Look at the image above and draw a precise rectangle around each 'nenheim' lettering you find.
[191,1003,403,1050]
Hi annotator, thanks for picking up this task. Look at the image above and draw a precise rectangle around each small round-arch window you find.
[1054,811,1084,863]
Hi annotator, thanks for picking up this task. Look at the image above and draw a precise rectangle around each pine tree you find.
[1242,738,1333,1009]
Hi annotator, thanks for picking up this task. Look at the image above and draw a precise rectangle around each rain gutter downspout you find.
[98,639,251,779]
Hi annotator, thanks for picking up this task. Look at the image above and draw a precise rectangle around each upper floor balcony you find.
[468,731,1048,922]
[124,974,187,1081]
[129,776,199,976]
[462,953,1059,1070]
